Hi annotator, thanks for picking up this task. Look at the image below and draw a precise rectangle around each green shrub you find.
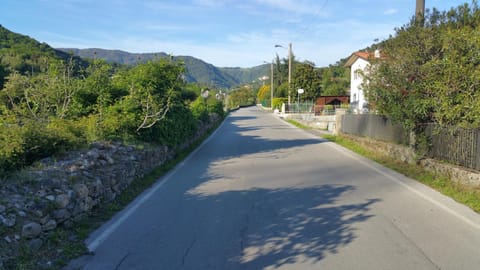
[0,118,87,172]
[0,121,24,172]
[207,99,224,118]
[273,97,288,110]
[190,97,209,121]
[145,102,197,146]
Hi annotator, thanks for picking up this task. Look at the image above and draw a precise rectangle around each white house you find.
[345,50,382,113]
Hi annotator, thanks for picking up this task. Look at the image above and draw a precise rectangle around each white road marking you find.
[87,117,228,251]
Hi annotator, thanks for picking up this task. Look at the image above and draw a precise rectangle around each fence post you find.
[476,129,480,171]
[334,108,347,135]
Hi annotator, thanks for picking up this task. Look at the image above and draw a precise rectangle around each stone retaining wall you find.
[340,134,480,188]
[0,115,220,267]
[340,133,417,164]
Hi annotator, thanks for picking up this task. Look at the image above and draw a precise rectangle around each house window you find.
[354,69,362,80]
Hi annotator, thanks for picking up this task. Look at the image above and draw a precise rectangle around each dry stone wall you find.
[0,114,220,267]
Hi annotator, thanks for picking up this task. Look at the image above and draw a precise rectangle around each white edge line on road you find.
[87,116,229,251]
[325,141,480,230]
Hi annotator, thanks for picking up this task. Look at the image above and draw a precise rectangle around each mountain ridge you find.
[58,48,268,88]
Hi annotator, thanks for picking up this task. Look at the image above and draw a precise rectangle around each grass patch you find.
[322,134,480,212]
[286,119,311,130]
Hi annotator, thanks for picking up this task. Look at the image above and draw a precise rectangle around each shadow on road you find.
[186,184,380,269]
[201,113,327,163]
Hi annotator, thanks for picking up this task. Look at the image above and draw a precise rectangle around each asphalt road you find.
[77,106,480,270]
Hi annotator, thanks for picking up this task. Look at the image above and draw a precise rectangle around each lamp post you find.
[275,43,292,105]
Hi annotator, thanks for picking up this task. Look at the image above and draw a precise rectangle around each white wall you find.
[350,57,370,113]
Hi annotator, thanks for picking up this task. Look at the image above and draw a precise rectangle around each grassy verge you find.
[286,119,311,130]
[9,120,223,270]
[322,133,480,212]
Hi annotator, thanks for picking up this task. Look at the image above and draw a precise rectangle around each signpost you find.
[297,88,304,112]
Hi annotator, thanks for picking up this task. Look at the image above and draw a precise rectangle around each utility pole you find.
[275,43,293,105]
[288,43,292,106]
[270,60,274,110]
[416,0,425,22]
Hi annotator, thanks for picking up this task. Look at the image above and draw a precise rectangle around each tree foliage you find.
[270,53,348,103]
[292,61,322,101]
[256,84,270,104]
[364,1,480,130]
[0,41,223,173]
[319,66,349,96]
[227,86,255,108]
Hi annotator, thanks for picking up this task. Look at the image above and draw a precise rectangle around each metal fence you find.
[341,114,410,145]
[285,101,315,114]
[426,125,480,171]
[340,114,480,171]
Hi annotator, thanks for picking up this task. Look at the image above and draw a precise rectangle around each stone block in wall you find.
[420,158,480,188]
[22,222,42,239]
[73,184,89,199]
[55,194,70,209]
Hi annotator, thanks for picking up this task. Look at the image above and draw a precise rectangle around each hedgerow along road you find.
[77,106,480,270]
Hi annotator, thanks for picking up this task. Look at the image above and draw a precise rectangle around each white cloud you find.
[384,8,398,15]
[254,0,329,17]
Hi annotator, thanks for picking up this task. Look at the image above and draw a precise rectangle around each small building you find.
[344,50,383,113]
[316,96,350,106]
[314,96,350,115]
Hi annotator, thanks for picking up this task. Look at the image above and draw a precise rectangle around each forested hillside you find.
[57,48,169,65]
[0,25,88,89]
[58,48,269,88]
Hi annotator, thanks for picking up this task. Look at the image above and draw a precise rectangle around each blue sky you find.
[0,0,470,68]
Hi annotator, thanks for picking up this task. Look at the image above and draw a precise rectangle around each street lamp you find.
[275,43,292,106]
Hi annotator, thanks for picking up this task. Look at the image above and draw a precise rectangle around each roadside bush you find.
[97,98,140,142]
[143,101,197,146]
[0,119,23,173]
[207,98,224,118]
[0,118,87,173]
[190,97,209,121]
[273,97,288,110]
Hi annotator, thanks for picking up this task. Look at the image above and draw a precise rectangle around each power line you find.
[293,0,329,45]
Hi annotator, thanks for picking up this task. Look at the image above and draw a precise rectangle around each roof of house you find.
[344,50,385,67]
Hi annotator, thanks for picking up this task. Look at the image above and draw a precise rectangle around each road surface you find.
[77,106,480,270]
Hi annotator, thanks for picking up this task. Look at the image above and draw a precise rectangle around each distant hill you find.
[0,25,88,84]
[58,48,268,88]
[57,48,169,66]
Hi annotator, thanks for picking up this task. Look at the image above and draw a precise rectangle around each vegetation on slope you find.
[0,26,225,174]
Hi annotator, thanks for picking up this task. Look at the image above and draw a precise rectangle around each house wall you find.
[350,57,370,112]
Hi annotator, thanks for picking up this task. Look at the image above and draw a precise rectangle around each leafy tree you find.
[228,86,255,108]
[292,61,321,101]
[320,66,349,96]
[110,59,185,134]
[1,59,81,120]
[365,2,480,129]
[256,84,270,104]
[274,82,289,99]
[0,64,7,89]
[363,1,480,153]
[70,60,124,117]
